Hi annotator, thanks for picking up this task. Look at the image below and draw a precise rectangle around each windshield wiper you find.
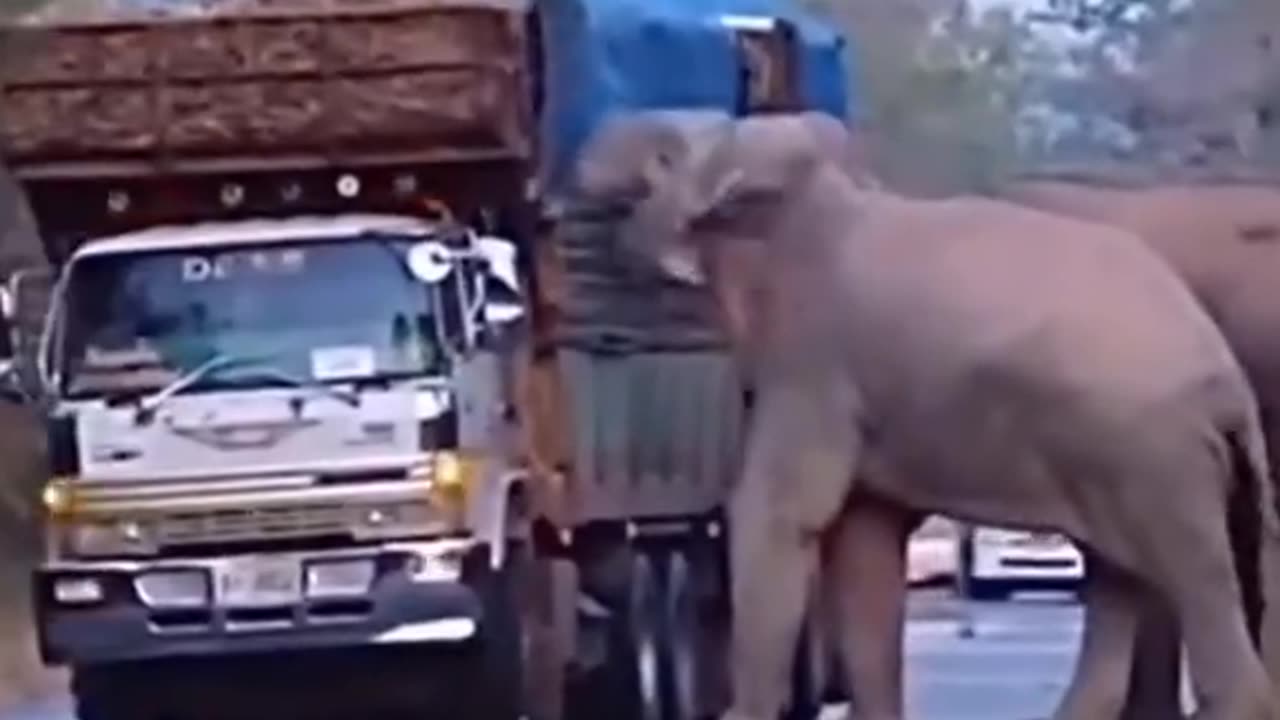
[136,353,250,420]
[239,366,361,408]
[134,352,359,423]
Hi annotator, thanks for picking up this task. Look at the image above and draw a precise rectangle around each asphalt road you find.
[2,588,1083,720]
[894,588,1081,720]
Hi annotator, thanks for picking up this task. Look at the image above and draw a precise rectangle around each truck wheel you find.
[662,549,700,720]
[464,540,529,720]
[72,666,159,720]
[627,552,665,720]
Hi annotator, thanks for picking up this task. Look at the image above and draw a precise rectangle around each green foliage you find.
[800,0,1280,182]
[802,0,1054,195]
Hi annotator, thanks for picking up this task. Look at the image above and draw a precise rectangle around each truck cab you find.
[0,182,531,719]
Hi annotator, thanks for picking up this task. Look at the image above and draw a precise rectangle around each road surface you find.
[895,588,1080,719]
[2,588,1083,720]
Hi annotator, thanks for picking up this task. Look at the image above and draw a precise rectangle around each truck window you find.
[733,20,802,114]
[59,236,447,398]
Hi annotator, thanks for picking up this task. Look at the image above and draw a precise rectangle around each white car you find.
[957,524,1084,600]
[906,515,960,585]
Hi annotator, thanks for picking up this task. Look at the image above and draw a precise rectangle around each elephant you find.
[571,108,1280,720]
[1000,178,1280,481]
[998,176,1280,713]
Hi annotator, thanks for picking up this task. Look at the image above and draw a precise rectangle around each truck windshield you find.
[59,236,447,398]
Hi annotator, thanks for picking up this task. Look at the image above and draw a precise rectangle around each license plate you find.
[219,556,302,607]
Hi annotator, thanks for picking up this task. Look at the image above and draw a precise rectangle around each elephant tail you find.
[1225,422,1275,650]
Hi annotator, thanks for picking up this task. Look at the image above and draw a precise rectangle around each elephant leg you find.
[721,382,861,720]
[1051,551,1141,720]
[826,494,918,720]
[1120,590,1184,720]
[1261,525,1280,702]
[1142,552,1269,720]
[1255,414,1280,699]
[1121,454,1273,720]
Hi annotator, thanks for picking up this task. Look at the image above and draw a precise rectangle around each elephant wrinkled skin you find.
[573,109,1280,720]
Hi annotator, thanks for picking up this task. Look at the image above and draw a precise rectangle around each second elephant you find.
[1003,175,1280,711]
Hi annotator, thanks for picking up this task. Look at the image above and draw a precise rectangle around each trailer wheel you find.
[662,549,702,720]
[627,552,665,720]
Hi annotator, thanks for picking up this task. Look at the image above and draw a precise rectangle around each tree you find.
[1023,0,1280,170]
[801,0,1054,196]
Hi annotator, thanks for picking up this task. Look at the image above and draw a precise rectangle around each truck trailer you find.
[0,0,853,718]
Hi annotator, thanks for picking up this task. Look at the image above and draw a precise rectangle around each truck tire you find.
[464,540,529,720]
[71,666,159,720]
[627,552,665,720]
[661,549,700,720]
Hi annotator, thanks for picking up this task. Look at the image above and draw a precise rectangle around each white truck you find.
[0,2,536,717]
[24,212,529,718]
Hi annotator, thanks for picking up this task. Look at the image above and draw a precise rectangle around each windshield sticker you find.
[311,345,377,381]
[181,249,308,283]
[181,256,224,283]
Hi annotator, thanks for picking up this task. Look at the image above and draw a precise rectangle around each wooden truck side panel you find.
[0,1,531,176]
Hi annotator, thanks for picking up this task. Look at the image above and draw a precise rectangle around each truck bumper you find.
[34,538,494,666]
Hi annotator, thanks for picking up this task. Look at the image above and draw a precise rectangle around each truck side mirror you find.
[406,240,472,356]
[477,235,525,328]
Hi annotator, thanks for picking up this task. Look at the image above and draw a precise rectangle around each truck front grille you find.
[150,500,439,548]
[156,504,353,545]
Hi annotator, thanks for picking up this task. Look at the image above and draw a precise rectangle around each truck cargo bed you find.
[530,203,745,524]
[0,0,531,178]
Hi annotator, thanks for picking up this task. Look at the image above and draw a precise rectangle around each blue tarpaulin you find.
[536,0,854,198]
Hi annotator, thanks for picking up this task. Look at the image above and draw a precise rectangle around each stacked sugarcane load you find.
[0,0,531,171]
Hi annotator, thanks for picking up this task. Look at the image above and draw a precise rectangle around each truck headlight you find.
[410,451,482,527]
[42,478,76,518]
[69,519,157,557]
